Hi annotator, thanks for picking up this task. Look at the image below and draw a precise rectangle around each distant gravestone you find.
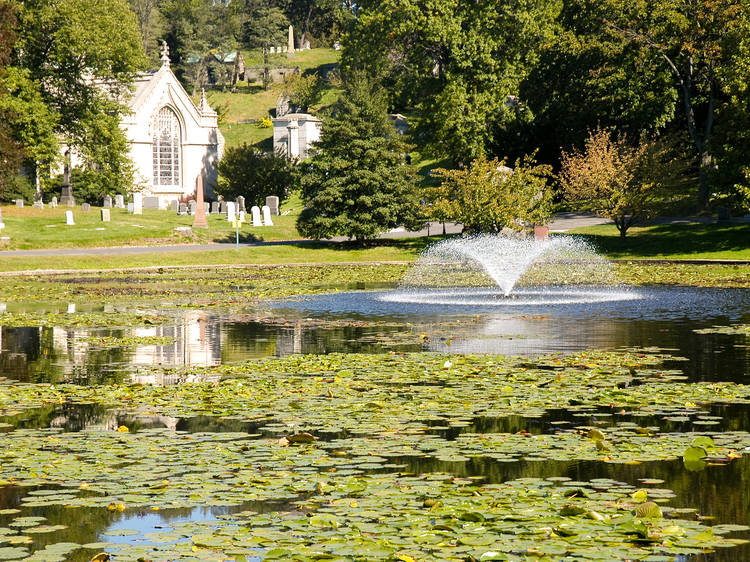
[101,208,110,222]
[262,205,274,226]
[143,196,160,210]
[127,202,134,213]
[178,202,187,215]
[266,195,280,216]
[115,194,125,208]
[303,39,310,50]
[270,46,275,54]
[103,195,112,209]
[211,201,220,214]
[333,41,341,50]
[236,196,246,213]
[81,203,91,212]
[188,200,197,215]
[50,196,58,208]
[132,192,143,215]
[251,205,262,226]
[226,201,236,221]
[33,198,44,209]
[204,202,210,214]
[219,201,227,214]
[277,45,283,54]
[15,199,23,208]
[238,210,246,223]
[65,210,74,225]
[170,200,179,212]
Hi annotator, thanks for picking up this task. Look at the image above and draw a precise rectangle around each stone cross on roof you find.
[160,41,170,68]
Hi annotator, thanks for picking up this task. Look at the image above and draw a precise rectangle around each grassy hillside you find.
[199,48,341,150]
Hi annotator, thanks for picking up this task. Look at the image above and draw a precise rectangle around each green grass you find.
[566,222,750,260]
[200,48,341,149]
[0,239,429,272]
[0,201,303,250]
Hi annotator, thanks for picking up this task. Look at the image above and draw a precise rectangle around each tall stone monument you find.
[60,149,76,207]
[288,25,295,57]
[193,174,208,228]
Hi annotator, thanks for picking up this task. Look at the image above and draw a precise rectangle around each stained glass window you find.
[152,107,180,187]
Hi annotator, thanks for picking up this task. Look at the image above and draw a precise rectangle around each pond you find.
[0,272,749,560]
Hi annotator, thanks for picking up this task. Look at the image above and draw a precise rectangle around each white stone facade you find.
[121,46,225,208]
[272,113,321,160]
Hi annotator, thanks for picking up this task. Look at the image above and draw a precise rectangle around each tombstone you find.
[266,195,280,216]
[277,46,282,54]
[282,46,287,53]
[276,93,291,118]
[533,225,549,241]
[178,202,188,215]
[15,199,23,208]
[333,41,341,51]
[204,202,210,214]
[226,201,236,221]
[33,189,44,208]
[65,210,75,225]
[303,39,310,50]
[269,46,275,54]
[170,200,179,212]
[236,196,246,213]
[60,149,76,206]
[115,194,125,208]
[101,208,111,222]
[81,203,91,212]
[238,210,246,223]
[103,195,112,209]
[211,201,220,214]
[127,202,134,213]
[50,196,58,208]
[251,205,262,226]
[219,201,227,214]
[143,196,160,210]
[188,200,197,215]
[132,192,143,214]
[262,205,274,226]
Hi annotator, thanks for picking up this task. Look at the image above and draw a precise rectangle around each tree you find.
[283,72,322,112]
[242,0,289,90]
[426,155,553,234]
[342,0,560,166]
[296,71,420,241]
[215,145,296,207]
[601,0,748,209]
[559,127,685,237]
[12,0,145,193]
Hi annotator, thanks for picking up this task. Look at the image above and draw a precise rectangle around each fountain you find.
[381,233,640,307]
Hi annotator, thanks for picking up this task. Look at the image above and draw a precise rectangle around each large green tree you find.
[242,0,289,89]
[342,0,560,166]
[10,0,145,195]
[297,71,420,241]
[599,0,748,209]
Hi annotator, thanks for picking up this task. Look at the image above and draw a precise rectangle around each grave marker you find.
[251,205,262,226]
[101,208,111,222]
[65,210,75,225]
[262,205,274,226]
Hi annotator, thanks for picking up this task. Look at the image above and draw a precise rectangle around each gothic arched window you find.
[152,107,181,187]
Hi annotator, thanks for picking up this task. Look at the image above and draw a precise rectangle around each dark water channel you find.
[0,284,749,559]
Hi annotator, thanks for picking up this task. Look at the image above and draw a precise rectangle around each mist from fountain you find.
[381,233,638,307]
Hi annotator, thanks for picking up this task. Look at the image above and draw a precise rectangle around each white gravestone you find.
[262,205,274,226]
[238,211,245,223]
[114,194,125,208]
[226,201,236,222]
[101,208,110,222]
[251,205,262,226]
[132,192,143,215]
[50,196,58,208]
[127,202,134,213]
[65,210,75,225]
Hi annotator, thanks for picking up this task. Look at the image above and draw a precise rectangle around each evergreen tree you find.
[297,71,420,241]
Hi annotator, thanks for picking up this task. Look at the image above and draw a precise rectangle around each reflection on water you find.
[0,286,748,384]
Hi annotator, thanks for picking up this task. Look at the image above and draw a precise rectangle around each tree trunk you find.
[300,4,313,48]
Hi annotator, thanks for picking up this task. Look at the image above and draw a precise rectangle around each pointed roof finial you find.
[160,41,170,68]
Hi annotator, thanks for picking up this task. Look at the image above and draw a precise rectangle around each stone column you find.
[287,120,300,159]
[288,25,295,56]
[193,174,208,228]
[60,149,76,207]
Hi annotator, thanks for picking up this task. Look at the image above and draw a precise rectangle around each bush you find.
[0,173,34,203]
[47,168,127,205]
[215,144,297,206]
[427,154,553,234]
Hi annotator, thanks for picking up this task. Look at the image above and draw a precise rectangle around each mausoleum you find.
[121,43,225,207]
[272,113,321,160]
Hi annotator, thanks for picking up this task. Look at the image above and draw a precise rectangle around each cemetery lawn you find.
[0,202,307,250]
[204,48,341,150]
[567,222,750,260]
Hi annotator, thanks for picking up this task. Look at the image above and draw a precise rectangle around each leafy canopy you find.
[216,145,297,207]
